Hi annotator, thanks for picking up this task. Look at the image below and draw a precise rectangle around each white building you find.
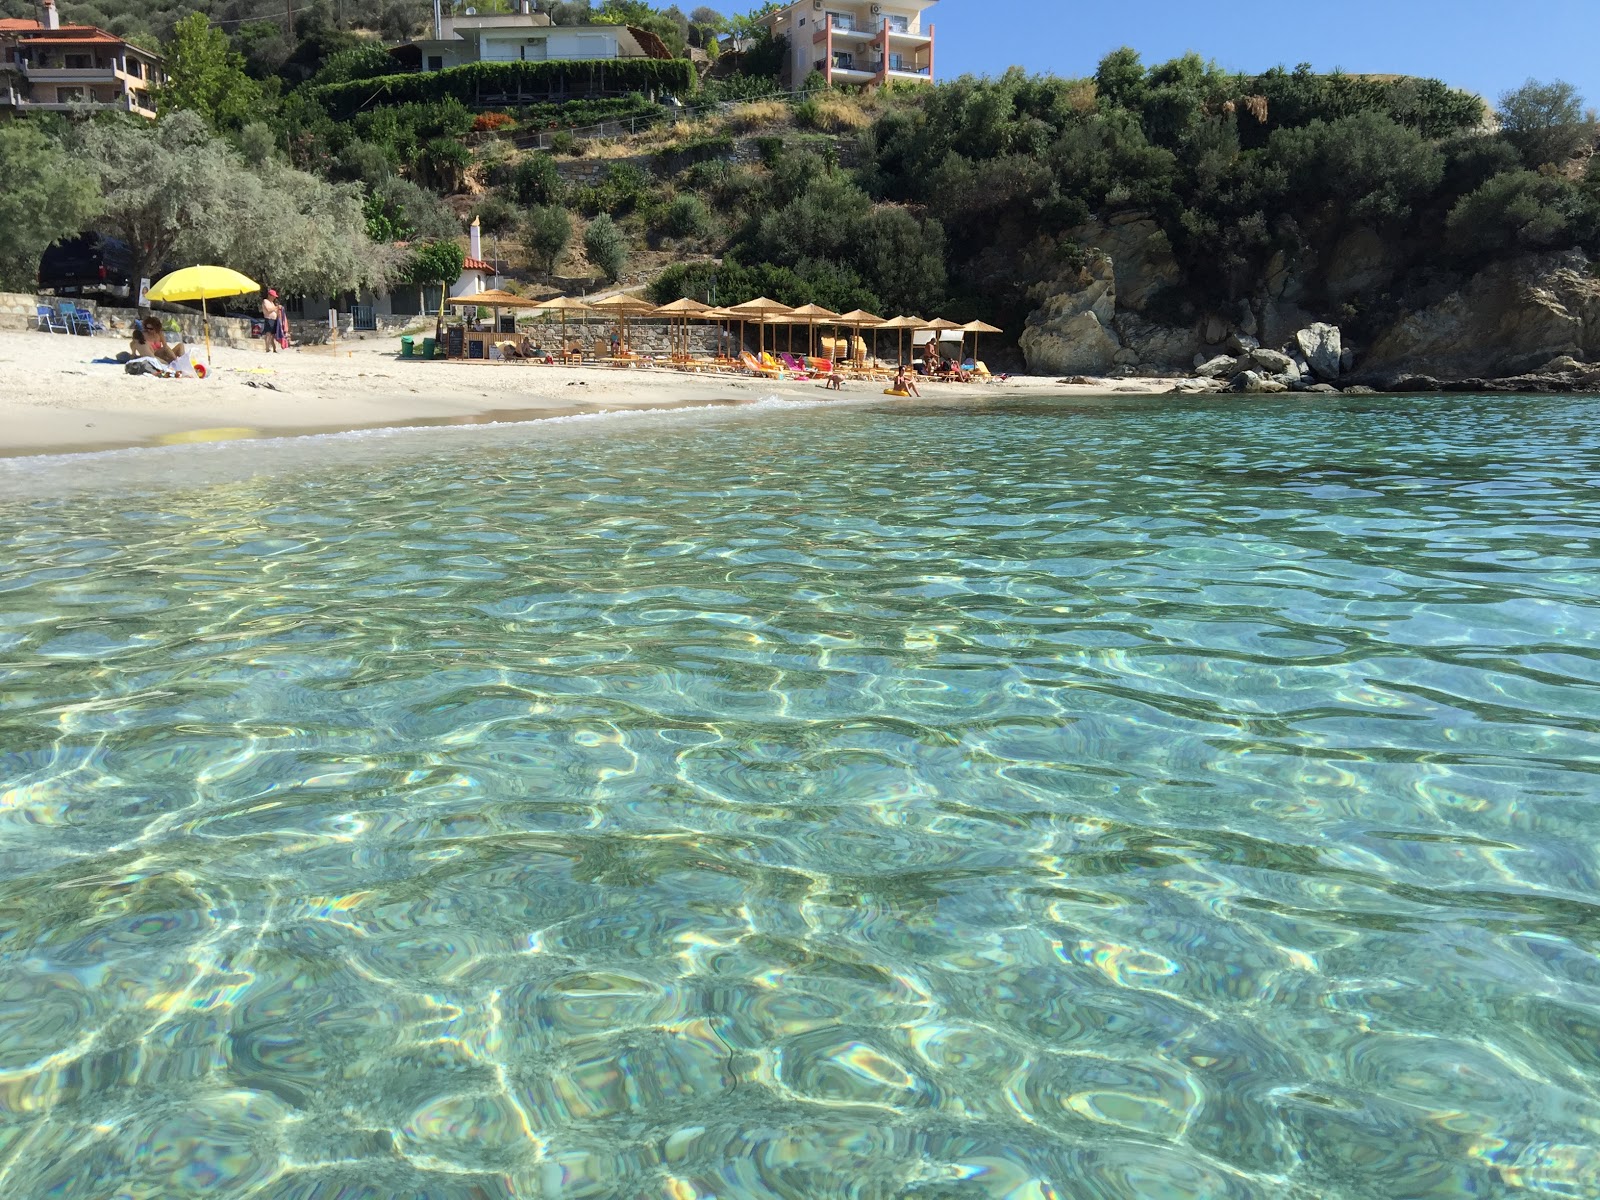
[394,3,668,73]
[755,0,936,90]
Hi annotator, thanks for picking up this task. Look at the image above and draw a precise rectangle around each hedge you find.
[311,59,697,120]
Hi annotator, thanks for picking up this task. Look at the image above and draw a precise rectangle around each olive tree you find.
[1497,79,1597,169]
[0,123,101,291]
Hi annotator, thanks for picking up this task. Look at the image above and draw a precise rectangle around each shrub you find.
[472,111,516,133]
[655,193,712,240]
[698,75,782,105]
[573,162,650,216]
[550,130,579,155]
[523,204,573,273]
[507,152,562,205]
[471,195,520,237]
[1446,170,1600,258]
[795,94,870,133]
[583,213,627,281]
[724,100,792,133]
[755,135,785,168]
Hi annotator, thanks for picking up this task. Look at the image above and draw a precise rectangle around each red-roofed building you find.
[1,1,164,120]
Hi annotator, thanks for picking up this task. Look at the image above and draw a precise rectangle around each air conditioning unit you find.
[813,0,823,9]
[870,3,881,13]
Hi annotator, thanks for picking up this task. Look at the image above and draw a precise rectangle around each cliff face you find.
[1020,218,1600,386]
[1362,252,1600,378]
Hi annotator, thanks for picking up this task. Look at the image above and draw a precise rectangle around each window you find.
[886,14,910,33]
[64,54,90,69]
[577,34,609,56]
[832,51,853,70]
[797,16,805,25]
[521,38,547,60]
[427,55,443,71]
[827,12,856,32]
[888,52,904,70]
[55,86,82,102]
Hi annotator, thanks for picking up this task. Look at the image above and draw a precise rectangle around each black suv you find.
[38,233,137,302]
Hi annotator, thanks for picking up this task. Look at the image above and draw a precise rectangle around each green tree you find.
[1268,110,1444,226]
[159,12,263,132]
[583,213,626,281]
[1497,78,1596,169]
[0,124,101,291]
[507,153,563,206]
[523,204,573,272]
[1446,170,1600,258]
[472,196,520,238]
[408,238,465,335]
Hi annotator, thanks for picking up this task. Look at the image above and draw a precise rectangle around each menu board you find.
[446,326,465,359]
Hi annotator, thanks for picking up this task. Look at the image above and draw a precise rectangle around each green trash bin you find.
[421,336,437,360]
[399,336,414,358]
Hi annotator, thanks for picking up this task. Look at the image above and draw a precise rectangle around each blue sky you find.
[703,0,1599,106]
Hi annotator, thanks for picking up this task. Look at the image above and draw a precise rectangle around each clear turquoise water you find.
[1,392,1599,1199]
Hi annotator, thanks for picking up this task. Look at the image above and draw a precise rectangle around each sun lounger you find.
[777,353,810,378]
[740,351,781,377]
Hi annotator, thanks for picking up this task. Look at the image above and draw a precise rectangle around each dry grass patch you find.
[797,93,872,133]
[721,100,794,133]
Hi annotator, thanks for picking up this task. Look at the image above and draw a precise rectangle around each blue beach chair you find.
[34,305,70,334]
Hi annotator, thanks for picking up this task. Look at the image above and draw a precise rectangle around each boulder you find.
[1202,313,1229,345]
[1364,251,1600,379]
[1305,383,1340,394]
[1020,255,1122,375]
[1542,354,1585,373]
[1168,377,1226,393]
[1115,313,1200,369]
[1340,347,1355,374]
[1113,347,1140,366]
[1249,347,1296,374]
[1294,323,1344,380]
[1227,332,1260,354]
[1194,354,1240,378]
[1230,370,1288,394]
[1341,385,1377,395]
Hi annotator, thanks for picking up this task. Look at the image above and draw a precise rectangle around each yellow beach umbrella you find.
[729,297,793,358]
[146,265,261,366]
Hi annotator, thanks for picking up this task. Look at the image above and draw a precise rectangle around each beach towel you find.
[274,309,290,349]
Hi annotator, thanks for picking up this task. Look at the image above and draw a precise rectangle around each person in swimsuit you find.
[261,290,283,353]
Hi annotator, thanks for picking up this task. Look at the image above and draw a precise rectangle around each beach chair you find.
[806,357,834,377]
[740,351,781,378]
[34,305,70,334]
[60,302,105,335]
[777,352,811,378]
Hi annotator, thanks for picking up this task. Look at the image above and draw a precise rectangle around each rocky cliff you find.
[1020,216,1600,391]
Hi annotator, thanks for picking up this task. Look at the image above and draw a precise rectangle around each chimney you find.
[518,0,530,13]
[40,0,59,30]
[432,0,443,40]
[469,217,482,263]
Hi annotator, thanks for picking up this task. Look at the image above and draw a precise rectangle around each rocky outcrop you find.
[1071,214,1182,312]
[1363,251,1600,379]
[1019,255,1120,374]
[1324,228,1396,303]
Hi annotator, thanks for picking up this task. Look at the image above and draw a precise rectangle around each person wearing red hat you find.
[260,289,285,354]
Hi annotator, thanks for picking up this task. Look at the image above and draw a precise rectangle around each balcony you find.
[21,64,119,83]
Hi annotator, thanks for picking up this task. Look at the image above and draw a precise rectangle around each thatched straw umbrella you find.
[654,296,713,359]
[786,302,840,360]
[835,308,884,365]
[960,319,1004,366]
[534,295,594,358]
[878,315,926,367]
[587,293,656,355]
[728,297,794,359]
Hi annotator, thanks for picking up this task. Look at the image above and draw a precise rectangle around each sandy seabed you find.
[0,329,1168,457]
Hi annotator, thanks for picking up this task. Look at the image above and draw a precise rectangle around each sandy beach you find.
[0,329,1173,457]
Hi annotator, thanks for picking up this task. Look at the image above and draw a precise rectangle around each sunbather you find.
[893,366,920,397]
[133,316,187,366]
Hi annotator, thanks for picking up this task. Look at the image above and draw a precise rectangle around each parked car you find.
[38,233,137,302]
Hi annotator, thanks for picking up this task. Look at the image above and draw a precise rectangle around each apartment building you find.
[0,1,163,120]
[757,0,936,90]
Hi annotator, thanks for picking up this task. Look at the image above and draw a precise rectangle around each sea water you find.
[0,392,1598,1199]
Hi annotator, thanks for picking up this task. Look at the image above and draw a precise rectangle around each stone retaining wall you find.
[3,292,415,347]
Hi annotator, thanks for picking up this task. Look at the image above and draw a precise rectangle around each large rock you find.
[1115,312,1200,369]
[1020,255,1121,374]
[1294,323,1343,379]
[1364,251,1600,379]
[1227,332,1260,354]
[1250,348,1296,374]
[1230,370,1289,394]
[1071,214,1183,313]
[1195,354,1240,378]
